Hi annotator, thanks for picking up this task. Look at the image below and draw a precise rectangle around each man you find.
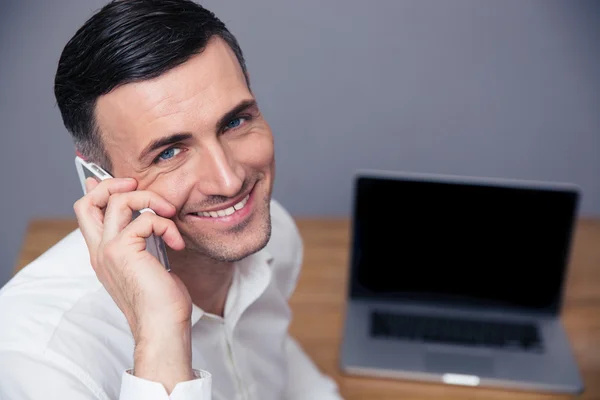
[0,1,343,399]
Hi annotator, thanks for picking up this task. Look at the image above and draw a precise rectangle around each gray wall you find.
[1,0,599,286]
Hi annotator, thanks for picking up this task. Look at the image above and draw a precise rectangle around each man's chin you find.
[179,215,272,263]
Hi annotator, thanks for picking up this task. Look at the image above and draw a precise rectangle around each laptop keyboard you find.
[371,311,543,352]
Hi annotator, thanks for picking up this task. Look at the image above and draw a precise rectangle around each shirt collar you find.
[190,248,274,327]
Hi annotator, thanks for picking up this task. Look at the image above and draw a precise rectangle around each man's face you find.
[95,37,275,262]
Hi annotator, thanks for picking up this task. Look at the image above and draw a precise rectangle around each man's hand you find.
[74,177,194,392]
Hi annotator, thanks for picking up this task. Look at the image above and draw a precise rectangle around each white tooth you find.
[234,194,250,210]
[202,212,211,217]
[224,207,235,216]
[217,210,226,217]
[209,211,219,218]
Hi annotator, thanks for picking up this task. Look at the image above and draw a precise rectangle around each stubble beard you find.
[179,194,272,263]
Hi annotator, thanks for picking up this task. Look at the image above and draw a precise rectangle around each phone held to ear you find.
[75,155,172,271]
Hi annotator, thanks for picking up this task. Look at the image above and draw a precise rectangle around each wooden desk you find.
[14,218,600,400]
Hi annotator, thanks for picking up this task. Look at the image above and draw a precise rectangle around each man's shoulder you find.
[0,229,111,353]
[267,198,303,260]
[265,199,303,299]
[7,227,94,281]
[0,228,131,398]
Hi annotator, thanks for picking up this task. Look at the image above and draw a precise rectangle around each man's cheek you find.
[236,132,274,167]
[157,175,193,214]
[167,192,191,216]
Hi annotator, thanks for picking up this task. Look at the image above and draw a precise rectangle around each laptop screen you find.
[349,174,579,314]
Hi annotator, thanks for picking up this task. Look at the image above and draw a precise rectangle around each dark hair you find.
[54,0,248,170]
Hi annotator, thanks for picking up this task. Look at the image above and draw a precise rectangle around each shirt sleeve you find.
[283,336,344,400]
[120,369,212,400]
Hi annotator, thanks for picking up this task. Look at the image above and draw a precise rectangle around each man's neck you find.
[167,249,234,317]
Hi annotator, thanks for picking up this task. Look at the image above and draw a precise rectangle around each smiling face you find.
[94,37,275,262]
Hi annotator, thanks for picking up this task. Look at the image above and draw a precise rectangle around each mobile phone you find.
[75,156,171,271]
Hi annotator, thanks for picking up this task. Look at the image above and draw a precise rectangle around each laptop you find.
[340,170,584,394]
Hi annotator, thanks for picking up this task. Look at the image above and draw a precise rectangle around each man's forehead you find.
[95,37,250,143]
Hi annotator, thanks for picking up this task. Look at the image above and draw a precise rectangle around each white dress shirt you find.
[0,199,343,400]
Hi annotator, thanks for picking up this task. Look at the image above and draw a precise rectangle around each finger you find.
[73,205,104,257]
[102,191,177,241]
[121,211,185,252]
[73,178,138,248]
[84,177,99,193]
[86,178,138,210]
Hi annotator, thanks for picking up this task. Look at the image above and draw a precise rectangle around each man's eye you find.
[157,147,181,162]
[225,117,246,130]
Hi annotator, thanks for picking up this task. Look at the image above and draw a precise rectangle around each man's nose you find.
[194,141,244,198]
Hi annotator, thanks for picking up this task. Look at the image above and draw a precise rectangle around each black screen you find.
[349,175,578,314]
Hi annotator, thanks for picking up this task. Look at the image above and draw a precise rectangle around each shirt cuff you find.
[120,369,211,400]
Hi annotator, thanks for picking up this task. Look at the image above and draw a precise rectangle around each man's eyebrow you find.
[138,133,193,163]
[216,99,257,132]
[137,99,257,163]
